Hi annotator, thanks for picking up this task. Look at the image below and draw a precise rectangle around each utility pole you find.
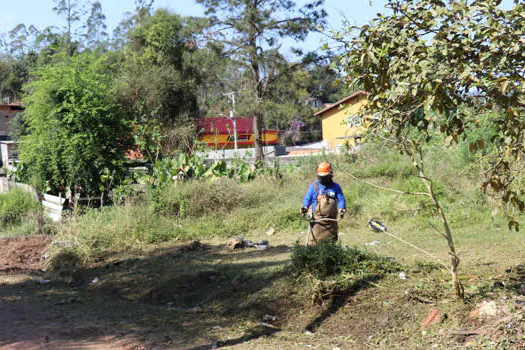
[224,92,237,150]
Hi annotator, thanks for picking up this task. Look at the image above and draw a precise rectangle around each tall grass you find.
[0,189,41,237]
[49,136,524,266]
[51,173,310,262]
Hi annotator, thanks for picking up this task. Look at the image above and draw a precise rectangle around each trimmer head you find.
[368,219,387,232]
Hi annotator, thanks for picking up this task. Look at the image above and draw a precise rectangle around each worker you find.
[301,161,346,245]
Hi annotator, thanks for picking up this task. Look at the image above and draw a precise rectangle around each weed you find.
[148,178,243,218]
[0,189,43,237]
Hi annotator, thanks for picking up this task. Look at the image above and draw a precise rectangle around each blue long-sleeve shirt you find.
[303,181,346,211]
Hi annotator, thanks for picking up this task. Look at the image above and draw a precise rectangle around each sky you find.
[0,0,516,54]
[0,0,389,52]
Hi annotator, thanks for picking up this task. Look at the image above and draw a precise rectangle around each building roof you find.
[197,117,255,134]
[0,101,24,110]
[314,91,367,117]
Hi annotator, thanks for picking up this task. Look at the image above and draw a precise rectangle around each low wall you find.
[0,178,64,222]
[0,178,40,201]
[197,145,286,161]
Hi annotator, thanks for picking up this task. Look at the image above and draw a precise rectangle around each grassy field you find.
[1,140,524,348]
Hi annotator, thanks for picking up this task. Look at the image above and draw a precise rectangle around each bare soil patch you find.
[0,237,524,349]
[0,235,50,273]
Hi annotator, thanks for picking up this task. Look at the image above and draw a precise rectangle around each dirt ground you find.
[0,235,139,349]
[1,235,524,350]
[0,235,50,272]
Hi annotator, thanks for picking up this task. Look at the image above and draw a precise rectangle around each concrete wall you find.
[0,141,18,169]
[0,178,40,201]
[197,145,286,161]
[0,178,65,222]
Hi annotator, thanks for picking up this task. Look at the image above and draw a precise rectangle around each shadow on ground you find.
[304,277,379,333]
[0,241,294,349]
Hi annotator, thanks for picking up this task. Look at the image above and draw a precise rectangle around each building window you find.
[346,115,362,127]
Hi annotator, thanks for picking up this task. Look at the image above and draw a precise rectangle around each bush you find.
[19,53,130,196]
[0,189,39,228]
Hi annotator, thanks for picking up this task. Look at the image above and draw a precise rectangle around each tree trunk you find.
[67,0,72,56]
[412,151,464,299]
[252,110,263,160]
[248,1,263,161]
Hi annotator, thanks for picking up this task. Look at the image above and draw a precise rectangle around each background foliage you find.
[19,52,129,195]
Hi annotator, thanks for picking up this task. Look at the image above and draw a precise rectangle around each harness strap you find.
[313,181,323,200]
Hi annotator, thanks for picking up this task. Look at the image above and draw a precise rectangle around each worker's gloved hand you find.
[338,208,346,219]
[300,207,308,215]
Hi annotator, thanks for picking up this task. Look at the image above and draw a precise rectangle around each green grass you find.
[49,138,524,273]
[0,189,42,237]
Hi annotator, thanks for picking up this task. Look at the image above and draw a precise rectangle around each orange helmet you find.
[316,161,333,176]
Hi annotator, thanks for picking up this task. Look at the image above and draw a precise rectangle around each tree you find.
[115,9,206,155]
[337,0,525,298]
[8,112,27,141]
[19,53,129,196]
[111,0,155,49]
[34,27,65,66]
[53,0,85,55]
[0,59,12,100]
[0,52,38,101]
[262,59,319,144]
[0,34,8,55]
[8,24,29,57]
[307,61,347,104]
[84,1,108,50]
[197,0,327,159]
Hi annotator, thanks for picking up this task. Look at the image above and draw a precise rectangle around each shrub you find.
[47,247,83,271]
[19,53,129,196]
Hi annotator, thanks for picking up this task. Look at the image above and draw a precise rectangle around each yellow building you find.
[314,91,369,150]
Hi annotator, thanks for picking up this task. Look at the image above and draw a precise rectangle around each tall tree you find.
[307,61,347,104]
[84,1,108,50]
[112,0,154,49]
[0,60,11,100]
[0,34,8,55]
[116,9,206,155]
[52,0,85,55]
[8,24,29,57]
[8,24,41,57]
[197,0,327,159]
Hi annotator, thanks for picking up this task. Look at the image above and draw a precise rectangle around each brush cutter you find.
[368,219,387,232]
[366,218,448,268]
